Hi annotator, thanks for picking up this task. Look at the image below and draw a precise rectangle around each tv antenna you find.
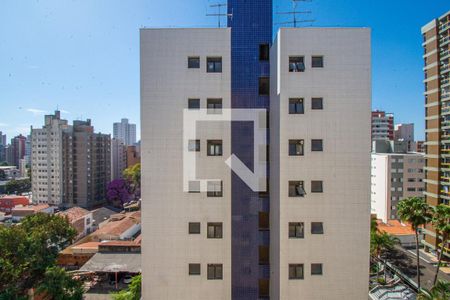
[206,2,233,28]
[276,0,315,28]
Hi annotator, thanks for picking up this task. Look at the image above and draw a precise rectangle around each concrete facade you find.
[372,110,394,142]
[394,123,415,152]
[111,138,127,180]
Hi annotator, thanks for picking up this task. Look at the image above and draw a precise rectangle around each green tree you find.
[431,204,450,285]
[397,197,432,289]
[123,163,141,198]
[36,267,84,300]
[417,279,450,300]
[111,274,141,300]
[371,231,399,281]
[0,213,77,297]
[5,178,31,194]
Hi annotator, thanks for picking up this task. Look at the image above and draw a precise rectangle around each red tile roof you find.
[57,207,90,223]
[377,220,415,236]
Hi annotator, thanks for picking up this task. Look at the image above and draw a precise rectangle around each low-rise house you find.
[57,207,94,240]
[0,195,30,213]
[93,211,141,241]
[11,204,54,222]
[90,207,117,230]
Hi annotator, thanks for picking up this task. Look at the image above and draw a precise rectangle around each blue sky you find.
[0,0,448,141]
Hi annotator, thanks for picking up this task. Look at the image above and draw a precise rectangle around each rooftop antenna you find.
[206,2,232,28]
[276,0,315,28]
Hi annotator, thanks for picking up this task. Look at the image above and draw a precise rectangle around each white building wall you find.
[371,154,389,222]
[270,28,371,300]
[141,28,232,300]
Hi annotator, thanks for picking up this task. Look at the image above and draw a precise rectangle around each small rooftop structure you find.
[57,207,90,223]
[79,252,141,273]
[369,283,416,300]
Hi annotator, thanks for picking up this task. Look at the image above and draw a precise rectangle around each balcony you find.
[441,36,450,46]
[441,49,450,60]
[440,22,450,33]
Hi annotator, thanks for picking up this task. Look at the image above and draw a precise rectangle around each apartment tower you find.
[141,1,371,299]
[371,110,394,142]
[113,118,136,146]
[111,138,127,180]
[422,11,450,257]
[31,111,70,205]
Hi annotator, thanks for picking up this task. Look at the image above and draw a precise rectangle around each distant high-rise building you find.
[422,11,450,257]
[394,123,415,151]
[62,120,111,209]
[126,145,140,168]
[372,110,394,142]
[111,138,127,180]
[371,140,425,223]
[11,134,27,168]
[113,118,136,146]
[0,131,6,163]
[140,1,371,298]
[0,131,6,146]
[31,111,71,205]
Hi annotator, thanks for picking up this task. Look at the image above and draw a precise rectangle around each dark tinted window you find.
[188,98,200,109]
[207,264,223,280]
[259,77,270,95]
[289,56,305,72]
[207,57,222,73]
[207,98,222,114]
[311,139,323,151]
[311,98,323,110]
[312,56,324,68]
[259,44,270,61]
[289,181,305,197]
[289,264,304,279]
[311,222,324,234]
[311,181,323,193]
[189,263,201,275]
[188,57,200,69]
[289,98,304,114]
[189,222,201,234]
[311,263,323,275]
[289,222,304,238]
[289,140,304,156]
[207,223,223,238]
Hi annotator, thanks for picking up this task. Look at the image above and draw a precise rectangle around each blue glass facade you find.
[228,1,272,299]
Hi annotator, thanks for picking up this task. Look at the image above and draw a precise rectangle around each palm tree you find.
[371,231,399,282]
[397,197,432,290]
[431,204,450,285]
[417,279,450,300]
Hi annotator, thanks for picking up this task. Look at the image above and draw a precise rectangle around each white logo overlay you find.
[183,108,267,192]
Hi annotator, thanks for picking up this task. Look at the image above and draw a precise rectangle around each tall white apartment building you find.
[113,118,136,146]
[141,1,371,299]
[111,138,127,180]
[371,141,425,223]
[31,111,70,205]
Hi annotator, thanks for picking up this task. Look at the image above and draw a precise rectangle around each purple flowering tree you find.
[107,179,131,208]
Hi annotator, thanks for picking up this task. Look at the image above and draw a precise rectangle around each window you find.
[188,180,200,193]
[207,181,223,197]
[289,181,305,197]
[311,263,323,275]
[259,212,269,230]
[289,56,305,72]
[188,57,200,69]
[312,56,324,68]
[207,57,222,73]
[188,98,200,109]
[207,223,223,238]
[259,44,270,61]
[311,222,324,234]
[311,97,323,110]
[408,178,416,182]
[207,140,223,156]
[188,140,200,152]
[207,264,223,280]
[207,98,222,114]
[189,222,201,234]
[311,139,323,151]
[311,181,323,193]
[289,140,304,156]
[259,77,270,95]
[289,222,304,238]
[289,264,304,279]
[407,187,416,192]
[289,98,304,114]
[189,263,201,275]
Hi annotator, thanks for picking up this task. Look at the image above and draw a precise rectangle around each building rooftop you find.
[12,204,49,212]
[57,207,90,223]
[377,220,415,236]
[93,211,141,237]
[79,252,141,273]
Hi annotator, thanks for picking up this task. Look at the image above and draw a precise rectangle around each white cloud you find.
[27,108,48,116]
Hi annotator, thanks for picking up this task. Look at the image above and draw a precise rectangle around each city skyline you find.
[0,0,448,140]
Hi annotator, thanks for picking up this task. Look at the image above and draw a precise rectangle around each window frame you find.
[207,140,223,156]
[311,222,324,234]
[289,264,304,280]
[188,139,200,152]
[207,98,222,114]
[311,180,323,193]
[207,180,223,197]
[207,264,223,280]
[289,56,305,72]
[311,56,324,68]
[311,139,323,152]
[289,139,304,156]
[311,263,323,275]
[207,222,223,239]
[259,44,270,61]
[259,77,270,96]
[289,181,306,197]
[189,263,201,275]
[188,98,200,110]
[289,222,305,239]
[289,98,304,114]
[188,222,201,234]
[188,56,200,69]
[311,97,323,110]
[206,57,222,73]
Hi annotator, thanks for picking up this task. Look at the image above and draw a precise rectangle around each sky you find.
[0,0,448,141]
